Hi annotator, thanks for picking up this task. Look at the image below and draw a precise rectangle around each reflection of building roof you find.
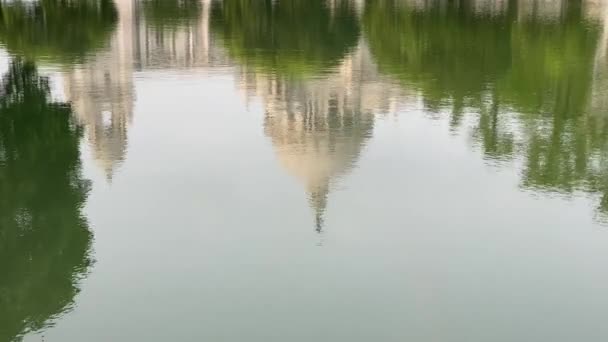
[239,40,409,230]
[265,92,374,231]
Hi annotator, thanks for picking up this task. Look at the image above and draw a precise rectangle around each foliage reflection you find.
[0,0,117,63]
[0,59,92,341]
[364,0,608,216]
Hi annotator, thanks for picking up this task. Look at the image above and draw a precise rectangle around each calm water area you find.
[3,0,608,341]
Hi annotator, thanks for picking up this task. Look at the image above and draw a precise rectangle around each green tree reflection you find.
[0,0,117,63]
[364,0,608,217]
[364,0,513,111]
[0,59,92,341]
[211,0,360,76]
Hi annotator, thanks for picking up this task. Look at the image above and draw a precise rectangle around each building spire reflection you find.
[237,38,408,231]
[310,182,329,232]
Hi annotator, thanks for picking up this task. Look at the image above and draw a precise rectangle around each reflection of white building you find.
[327,0,365,16]
[64,0,135,180]
[515,0,565,20]
[59,0,608,215]
[238,40,409,230]
[62,0,228,180]
[132,0,228,70]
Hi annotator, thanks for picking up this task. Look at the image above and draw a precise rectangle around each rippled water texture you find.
[2,0,608,341]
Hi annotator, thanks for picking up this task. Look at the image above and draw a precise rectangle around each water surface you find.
[2,0,608,341]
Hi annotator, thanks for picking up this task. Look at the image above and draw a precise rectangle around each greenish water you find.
[2,0,608,341]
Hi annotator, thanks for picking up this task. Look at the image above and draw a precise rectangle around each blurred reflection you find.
[236,37,408,230]
[260,76,374,231]
[364,0,608,218]
[0,0,117,63]
[2,0,608,232]
[0,59,92,342]
[61,0,230,180]
[363,0,514,114]
[63,0,136,180]
[210,0,361,76]
[0,0,129,180]
[142,0,202,28]
[211,0,375,230]
[135,0,228,69]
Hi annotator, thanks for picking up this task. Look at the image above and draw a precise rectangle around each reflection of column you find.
[516,0,565,20]
[516,0,603,21]
[63,0,135,181]
[471,0,508,16]
[396,0,597,20]
[328,0,365,17]
[386,0,601,20]
[589,0,608,113]
[239,40,407,231]
[132,0,228,69]
[385,0,508,14]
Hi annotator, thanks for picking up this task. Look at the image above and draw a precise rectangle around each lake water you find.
[2,0,608,341]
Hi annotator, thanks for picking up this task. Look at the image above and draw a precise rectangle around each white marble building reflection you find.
[60,0,407,229]
[237,39,410,231]
[62,0,227,180]
[63,0,136,180]
[131,0,229,70]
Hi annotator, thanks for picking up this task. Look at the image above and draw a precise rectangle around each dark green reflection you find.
[142,0,202,28]
[211,0,360,76]
[364,0,608,216]
[364,0,514,110]
[0,0,117,63]
[503,2,604,200]
[0,59,92,341]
